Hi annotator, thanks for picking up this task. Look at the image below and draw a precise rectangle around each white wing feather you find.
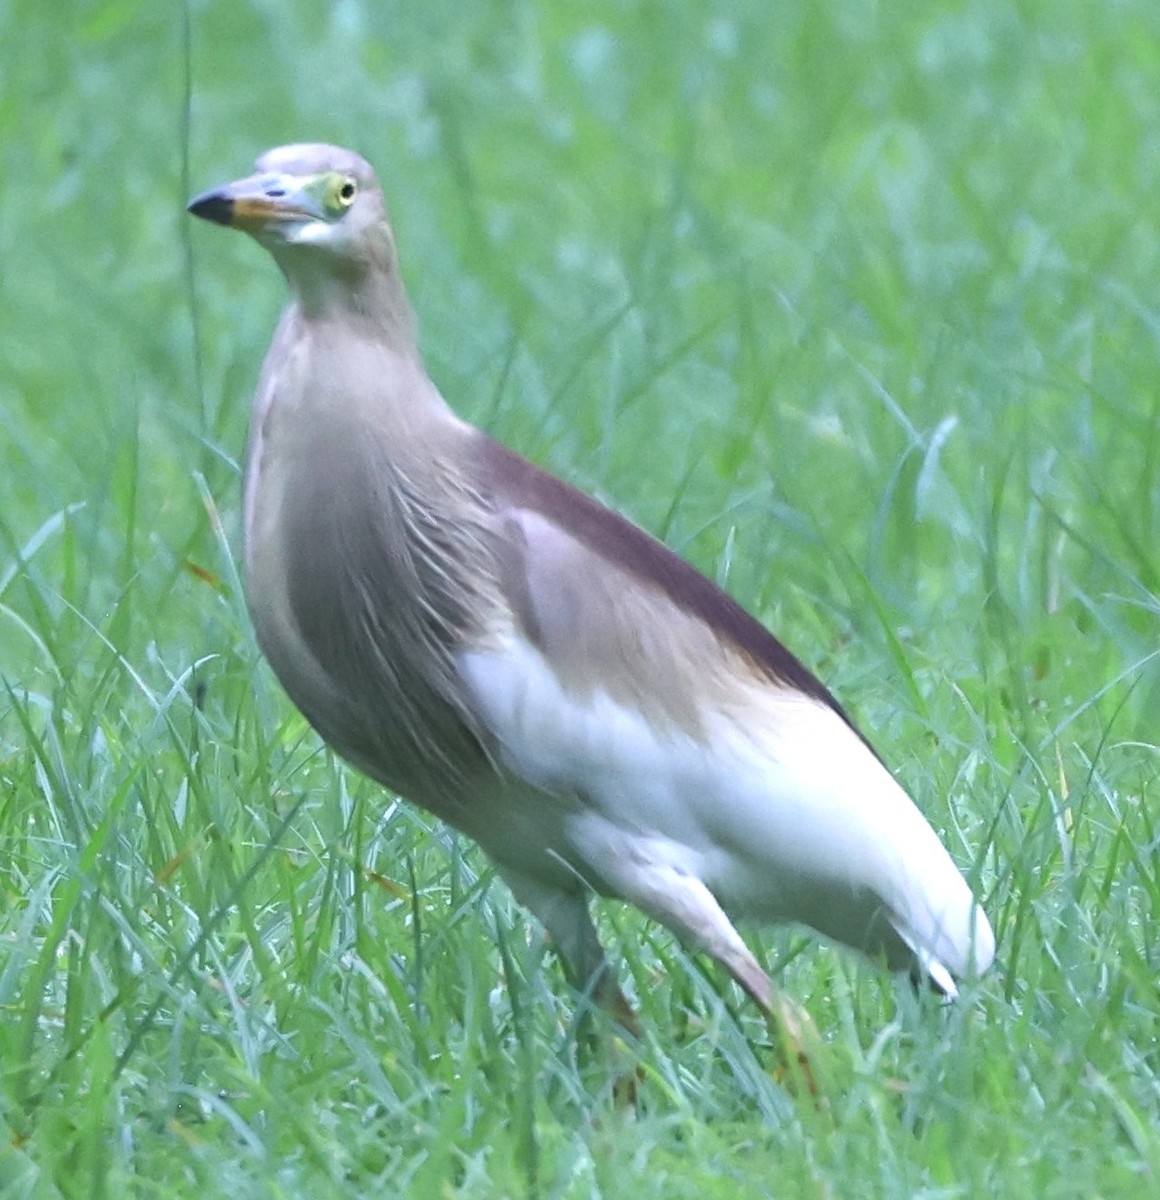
[460,626,995,986]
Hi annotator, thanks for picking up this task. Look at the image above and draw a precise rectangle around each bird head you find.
[188,143,386,253]
[189,143,408,325]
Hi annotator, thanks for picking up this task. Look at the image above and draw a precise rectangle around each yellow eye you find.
[336,177,357,207]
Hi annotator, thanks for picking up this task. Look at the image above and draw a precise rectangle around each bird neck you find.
[274,240,418,360]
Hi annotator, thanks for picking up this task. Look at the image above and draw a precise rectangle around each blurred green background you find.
[1,1,1157,1196]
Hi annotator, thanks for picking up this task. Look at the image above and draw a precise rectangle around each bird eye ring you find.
[337,178,357,206]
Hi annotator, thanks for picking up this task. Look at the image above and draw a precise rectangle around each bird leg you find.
[501,863,820,1098]
[582,855,822,1098]
[499,868,647,1108]
[706,930,819,1097]
[499,869,640,1031]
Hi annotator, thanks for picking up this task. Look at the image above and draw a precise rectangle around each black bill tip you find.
[187,189,235,226]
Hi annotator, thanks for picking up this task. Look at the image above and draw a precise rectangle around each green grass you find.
[2,0,1158,1195]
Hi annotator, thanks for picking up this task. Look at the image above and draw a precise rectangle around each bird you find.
[187,143,995,1051]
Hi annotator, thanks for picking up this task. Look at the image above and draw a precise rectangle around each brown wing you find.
[474,433,871,747]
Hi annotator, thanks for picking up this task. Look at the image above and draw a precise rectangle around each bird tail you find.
[891,880,995,997]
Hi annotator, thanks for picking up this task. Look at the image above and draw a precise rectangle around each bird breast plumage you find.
[242,315,502,810]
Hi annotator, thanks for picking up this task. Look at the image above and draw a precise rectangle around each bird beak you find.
[187,171,325,232]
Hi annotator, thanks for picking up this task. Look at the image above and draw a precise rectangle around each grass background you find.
[2,0,1158,1195]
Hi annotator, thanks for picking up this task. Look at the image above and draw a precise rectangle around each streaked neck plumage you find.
[242,221,500,809]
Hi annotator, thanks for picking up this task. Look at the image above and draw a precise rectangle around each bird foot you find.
[765,989,824,1101]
